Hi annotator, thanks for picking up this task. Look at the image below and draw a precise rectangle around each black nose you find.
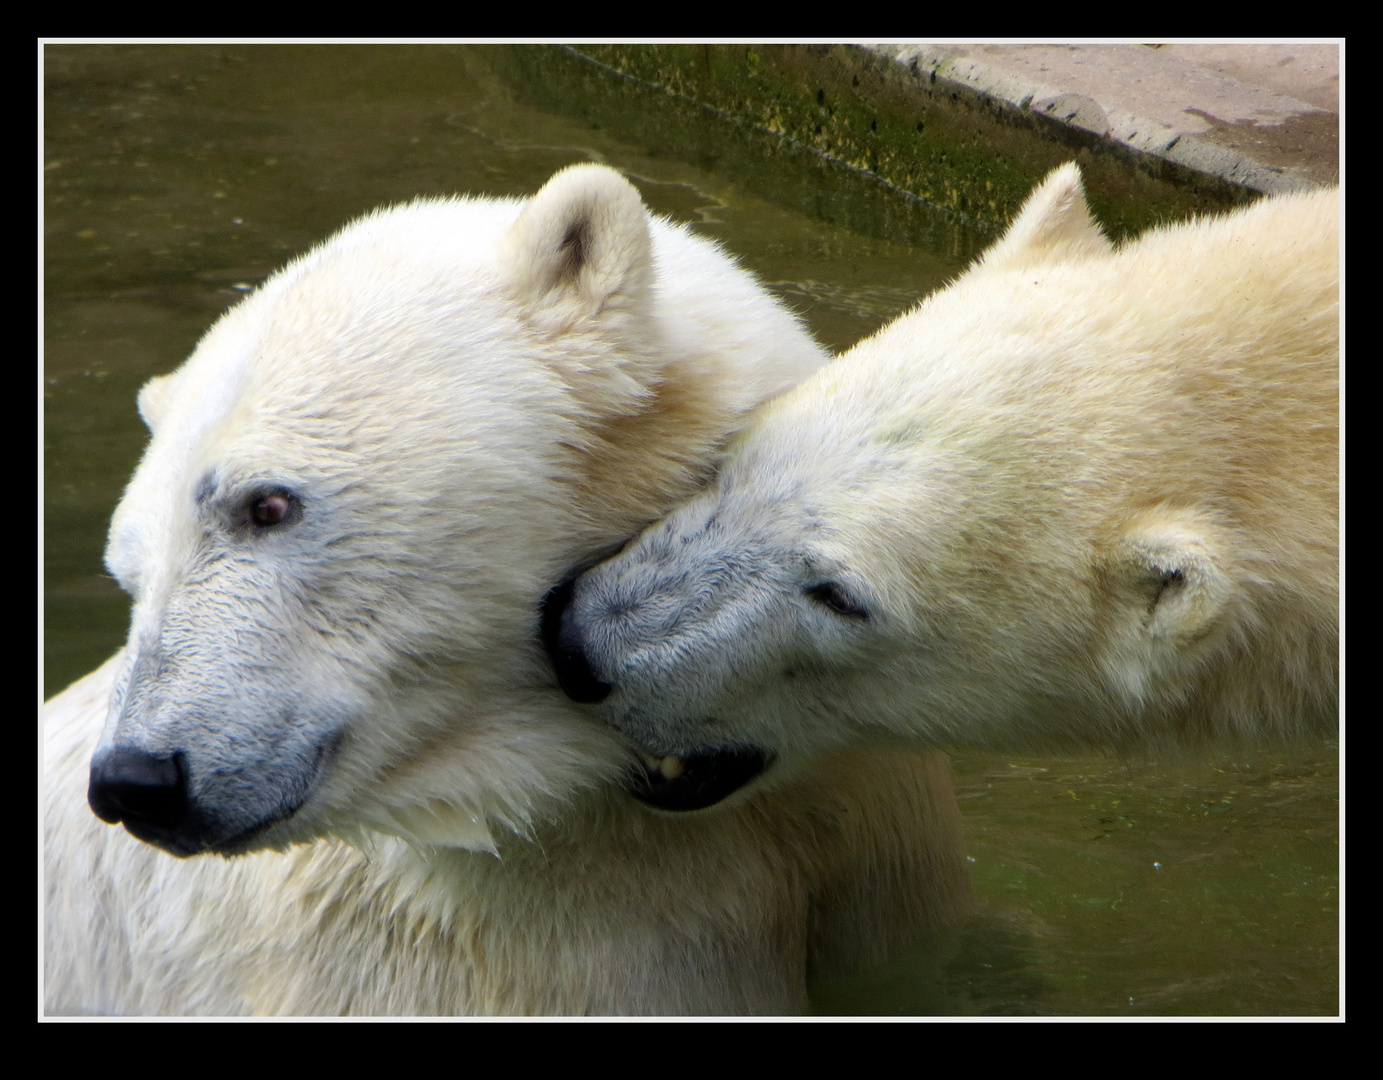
[89,746,190,832]
[540,577,612,704]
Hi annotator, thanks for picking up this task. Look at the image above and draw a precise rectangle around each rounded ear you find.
[1119,510,1235,643]
[136,373,175,433]
[975,163,1112,274]
[1096,505,1239,707]
[500,164,654,338]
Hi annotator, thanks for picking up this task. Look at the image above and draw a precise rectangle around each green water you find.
[42,44,1340,1017]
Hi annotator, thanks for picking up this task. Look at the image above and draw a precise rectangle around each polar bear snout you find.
[540,577,613,704]
[88,746,190,838]
[542,526,790,756]
[541,560,689,721]
[87,731,336,857]
[88,743,241,857]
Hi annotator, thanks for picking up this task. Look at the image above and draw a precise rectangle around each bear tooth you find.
[659,755,686,780]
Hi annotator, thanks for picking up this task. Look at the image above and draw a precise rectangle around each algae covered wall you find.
[492,44,1259,245]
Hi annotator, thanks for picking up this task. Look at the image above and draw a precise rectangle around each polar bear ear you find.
[136,373,175,433]
[1096,506,1240,709]
[501,164,654,340]
[976,163,1112,273]
[1112,506,1237,643]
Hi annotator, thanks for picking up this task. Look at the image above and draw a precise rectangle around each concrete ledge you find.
[872,44,1338,194]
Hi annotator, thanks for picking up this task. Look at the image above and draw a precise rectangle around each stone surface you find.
[866,43,1340,192]
[1157,44,1339,112]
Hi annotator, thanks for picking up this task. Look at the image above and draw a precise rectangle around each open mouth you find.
[623,747,775,812]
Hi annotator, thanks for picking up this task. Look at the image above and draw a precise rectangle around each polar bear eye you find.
[248,490,298,529]
[804,582,869,620]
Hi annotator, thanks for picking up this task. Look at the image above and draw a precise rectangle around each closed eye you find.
[804,582,869,620]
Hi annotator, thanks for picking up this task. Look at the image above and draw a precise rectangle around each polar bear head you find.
[548,165,1339,769]
[86,165,824,856]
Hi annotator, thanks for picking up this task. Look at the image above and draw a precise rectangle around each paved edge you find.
[864,44,1337,195]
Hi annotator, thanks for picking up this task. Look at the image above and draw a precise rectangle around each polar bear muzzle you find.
[543,577,776,809]
[540,576,613,705]
[87,743,254,857]
[87,737,326,857]
[87,746,191,845]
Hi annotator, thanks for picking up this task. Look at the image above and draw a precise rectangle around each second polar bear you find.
[45,165,970,1015]
[550,165,1339,768]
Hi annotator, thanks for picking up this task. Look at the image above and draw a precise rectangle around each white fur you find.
[45,165,971,1015]
[562,164,1339,761]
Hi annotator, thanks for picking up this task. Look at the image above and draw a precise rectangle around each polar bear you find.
[44,165,970,1015]
[548,165,1339,772]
